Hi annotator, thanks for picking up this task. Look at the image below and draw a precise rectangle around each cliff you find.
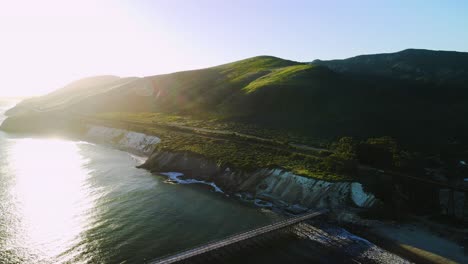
[0,115,380,213]
[139,150,379,212]
[84,125,160,155]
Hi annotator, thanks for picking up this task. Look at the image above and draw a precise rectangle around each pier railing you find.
[151,210,327,264]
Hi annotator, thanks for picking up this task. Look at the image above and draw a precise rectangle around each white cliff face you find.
[85,125,160,154]
[350,182,378,208]
[256,169,378,209]
[142,151,381,210]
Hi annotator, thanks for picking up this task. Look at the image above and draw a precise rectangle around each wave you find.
[130,154,147,165]
[160,172,224,193]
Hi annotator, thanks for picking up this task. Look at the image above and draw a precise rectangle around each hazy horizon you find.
[1,0,467,97]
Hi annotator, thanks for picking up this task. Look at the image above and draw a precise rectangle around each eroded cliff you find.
[139,150,380,212]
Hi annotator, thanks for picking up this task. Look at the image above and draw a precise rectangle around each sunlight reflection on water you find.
[6,138,93,263]
[0,133,280,263]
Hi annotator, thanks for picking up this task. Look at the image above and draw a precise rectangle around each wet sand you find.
[352,221,467,264]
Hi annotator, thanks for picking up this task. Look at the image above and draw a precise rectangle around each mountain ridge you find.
[4,49,468,151]
[312,48,468,84]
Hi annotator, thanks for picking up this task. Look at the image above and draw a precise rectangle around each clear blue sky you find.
[135,0,468,61]
[0,0,467,96]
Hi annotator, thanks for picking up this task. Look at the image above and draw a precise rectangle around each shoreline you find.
[348,221,466,264]
[2,121,466,263]
[84,131,467,263]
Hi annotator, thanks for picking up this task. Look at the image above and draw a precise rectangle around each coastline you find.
[1,116,466,263]
[0,113,379,213]
[348,221,467,264]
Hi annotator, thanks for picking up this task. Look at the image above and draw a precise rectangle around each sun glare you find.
[0,0,170,97]
[7,138,93,261]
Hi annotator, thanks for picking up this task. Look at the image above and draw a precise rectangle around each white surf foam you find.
[160,172,224,193]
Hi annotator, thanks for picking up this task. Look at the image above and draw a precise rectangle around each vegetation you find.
[9,50,468,151]
[155,133,345,181]
[313,48,468,84]
[243,64,314,93]
[90,111,434,182]
[86,113,350,181]
[322,137,358,175]
[5,49,468,225]
[5,49,468,182]
[93,112,328,147]
[216,55,299,84]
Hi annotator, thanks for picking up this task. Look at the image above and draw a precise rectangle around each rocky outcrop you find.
[0,115,161,156]
[139,150,380,211]
[84,125,160,155]
[138,151,263,193]
[255,170,378,209]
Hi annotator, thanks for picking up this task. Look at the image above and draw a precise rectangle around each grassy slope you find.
[5,51,468,180]
[243,64,315,93]
[11,52,468,143]
[86,112,343,181]
[15,56,346,138]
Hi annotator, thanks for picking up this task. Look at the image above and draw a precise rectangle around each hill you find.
[3,50,467,221]
[4,50,468,151]
[312,49,468,84]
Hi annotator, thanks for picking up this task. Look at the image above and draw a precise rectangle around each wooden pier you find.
[151,210,327,264]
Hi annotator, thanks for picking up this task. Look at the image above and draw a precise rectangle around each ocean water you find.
[0,99,282,263]
[0,99,409,264]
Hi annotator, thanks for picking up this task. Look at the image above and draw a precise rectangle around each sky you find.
[0,0,467,96]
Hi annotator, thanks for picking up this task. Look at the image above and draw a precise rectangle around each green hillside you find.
[4,50,468,181]
[312,49,468,84]
[5,50,468,152]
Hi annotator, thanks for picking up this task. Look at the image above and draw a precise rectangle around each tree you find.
[322,137,358,175]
